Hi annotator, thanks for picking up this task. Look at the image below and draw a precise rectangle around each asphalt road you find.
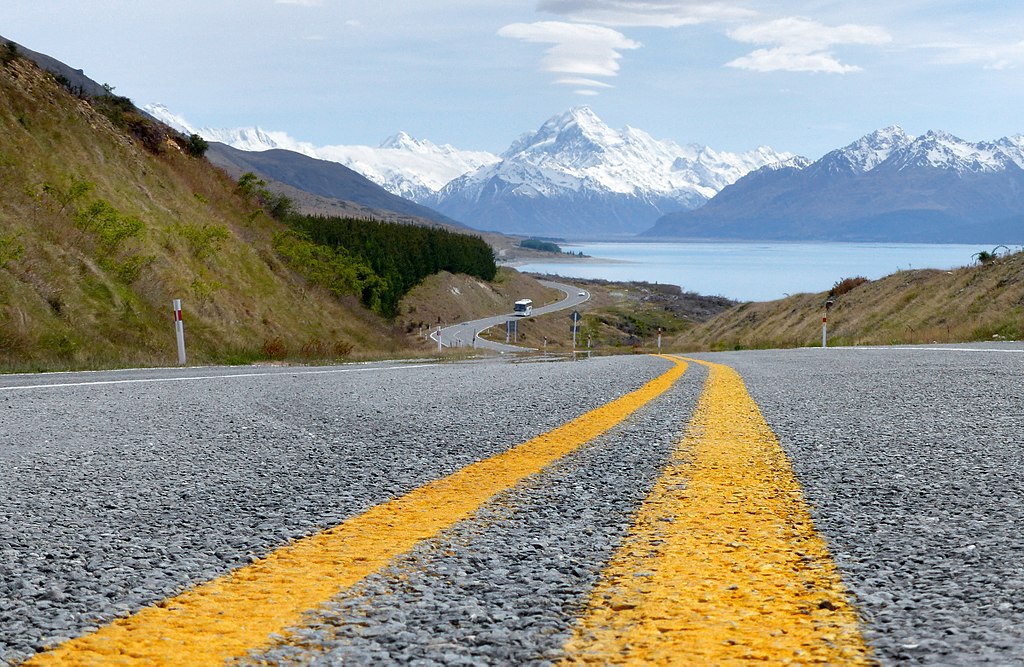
[3,344,1024,665]
[432,279,589,353]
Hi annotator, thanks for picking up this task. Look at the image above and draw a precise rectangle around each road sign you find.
[571,310,581,323]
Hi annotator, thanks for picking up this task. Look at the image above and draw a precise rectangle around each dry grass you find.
[675,251,1024,351]
[0,57,402,371]
[397,268,562,350]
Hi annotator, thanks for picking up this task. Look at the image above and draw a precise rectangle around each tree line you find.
[277,214,496,317]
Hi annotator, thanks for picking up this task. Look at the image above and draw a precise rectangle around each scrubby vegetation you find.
[676,249,1024,350]
[0,52,403,370]
[519,238,562,253]
[281,215,496,317]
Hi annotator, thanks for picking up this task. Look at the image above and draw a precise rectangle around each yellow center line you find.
[26,357,688,667]
[562,357,872,665]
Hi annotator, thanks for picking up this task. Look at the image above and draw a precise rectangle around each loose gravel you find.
[6,345,1022,666]
[695,344,1024,666]
[0,356,675,665]
[240,361,705,665]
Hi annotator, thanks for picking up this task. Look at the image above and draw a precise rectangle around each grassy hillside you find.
[0,51,404,371]
[675,250,1024,350]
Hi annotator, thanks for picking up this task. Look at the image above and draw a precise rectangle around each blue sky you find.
[6,1,1024,158]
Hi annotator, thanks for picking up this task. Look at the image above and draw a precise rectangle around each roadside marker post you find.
[437,325,442,353]
[571,310,581,355]
[823,297,835,348]
[172,299,186,366]
[657,327,662,352]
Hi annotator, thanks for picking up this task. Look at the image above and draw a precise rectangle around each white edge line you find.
[0,364,439,392]
[840,346,1024,354]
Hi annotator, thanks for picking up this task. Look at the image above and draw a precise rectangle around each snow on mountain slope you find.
[144,104,498,203]
[478,106,789,199]
[810,124,1024,176]
[428,107,793,236]
[146,103,791,236]
[646,124,1024,242]
[884,130,1024,174]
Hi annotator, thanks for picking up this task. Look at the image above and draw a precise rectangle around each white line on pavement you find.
[0,364,438,392]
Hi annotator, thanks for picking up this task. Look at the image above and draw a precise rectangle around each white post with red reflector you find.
[173,299,186,365]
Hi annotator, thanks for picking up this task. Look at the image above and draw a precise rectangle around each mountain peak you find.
[837,125,914,173]
[379,131,437,152]
[503,107,623,161]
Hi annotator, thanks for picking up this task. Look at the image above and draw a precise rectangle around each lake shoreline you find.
[511,241,990,302]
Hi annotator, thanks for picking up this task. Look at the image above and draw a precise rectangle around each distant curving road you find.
[431,279,589,353]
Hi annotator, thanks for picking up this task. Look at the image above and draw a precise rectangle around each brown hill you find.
[675,250,1024,350]
[0,47,404,371]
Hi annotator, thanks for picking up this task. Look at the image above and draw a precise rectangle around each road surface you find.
[3,344,1024,665]
[431,279,589,353]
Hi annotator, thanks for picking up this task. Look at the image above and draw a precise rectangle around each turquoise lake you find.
[515,242,1009,302]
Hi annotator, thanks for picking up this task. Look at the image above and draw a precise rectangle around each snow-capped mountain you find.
[428,107,793,236]
[144,104,498,203]
[149,103,791,237]
[646,126,1024,243]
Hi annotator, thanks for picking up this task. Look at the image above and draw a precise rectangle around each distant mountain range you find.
[149,104,1024,244]
[148,105,791,238]
[646,126,1024,243]
[204,142,461,227]
[146,104,498,204]
[426,107,791,237]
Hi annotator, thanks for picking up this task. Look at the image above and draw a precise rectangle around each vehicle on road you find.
[514,299,533,316]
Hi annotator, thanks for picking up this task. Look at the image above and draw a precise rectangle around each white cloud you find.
[553,76,614,88]
[924,40,1024,71]
[726,17,890,74]
[537,0,754,27]
[499,21,641,93]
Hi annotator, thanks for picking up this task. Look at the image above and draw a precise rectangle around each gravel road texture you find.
[693,344,1024,665]
[2,344,1023,665]
[0,355,675,664]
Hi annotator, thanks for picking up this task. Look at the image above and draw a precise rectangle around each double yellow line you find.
[27,357,871,665]
[562,359,872,664]
[27,359,686,666]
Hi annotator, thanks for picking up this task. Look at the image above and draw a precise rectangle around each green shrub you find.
[184,133,209,158]
[101,254,153,284]
[40,175,94,214]
[519,238,562,253]
[287,214,497,316]
[273,230,387,311]
[175,222,229,259]
[0,233,24,269]
[1,42,19,66]
[74,200,144,252]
